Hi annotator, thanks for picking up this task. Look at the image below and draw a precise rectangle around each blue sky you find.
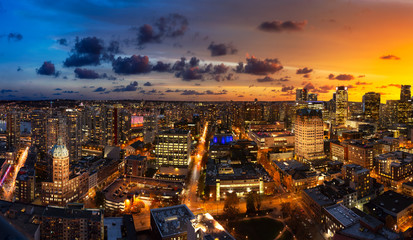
[1,0,413,101]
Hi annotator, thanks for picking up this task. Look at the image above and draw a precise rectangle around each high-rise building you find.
[65,109,82,162]
[41,139,81,206]
[308,93,318,101]
[294,109,324,162]
[6,111,20,150]
[155,129,191,167]
[46,113,67,153]
[296,88,308,101]
[244,102,263,122]
[400,85,411,102]
[31,110,47,154]
[396,86,413,124]
[385,100,399,125]
[335,86,348,125]
[362,92,381,122]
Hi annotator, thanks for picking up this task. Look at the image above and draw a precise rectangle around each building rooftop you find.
[303,188,335,207]
[150,204,195,238]
[370,190,413,215]
[159,129,190,135]
[104,217,123,240]
[336,222,400,240]
[43,206,103,222]
[190,213,235,240]
[375,151,413,164]
[324,204,359,228]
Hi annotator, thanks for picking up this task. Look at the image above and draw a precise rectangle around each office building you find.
[6,111,20,150]
[155,129,191,167]
[31,109,47,154]
[295,109,324,162]
[362,92,381,122]
[335,86,348,126]
[296,88,308,101]
[400,85,411,102]
[308,93,318,101]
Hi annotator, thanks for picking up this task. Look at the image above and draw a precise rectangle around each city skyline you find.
[1,0,413,102]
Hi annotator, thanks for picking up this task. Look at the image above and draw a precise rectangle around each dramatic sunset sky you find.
[1,0,412,101]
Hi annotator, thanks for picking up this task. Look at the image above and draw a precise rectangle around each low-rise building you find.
[375,151,413,189]
[364,190,413,231]
[273,160,321,192]
[40,205,104,240]
[150,204,195,240]
[402,181,413,197]
[125,155,147,177]
[323,204,360,237]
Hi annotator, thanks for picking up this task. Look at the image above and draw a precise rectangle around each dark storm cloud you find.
[36,61,59,76]
[207,42,238,56]
[256,76,290,83]
[213,64,229,74]
[312,85,334,93]
[380,55,400,60]
[74,68,100,79]
[0,89,17,94]
[64,37,104,67]
[7,33,23,42]
[172,57,232,81]
[62,90,79,94]
[107,40,121,54]
[112,55,151,74]
[57,38,68,46]
[144,82,152,86]
[258,20,307,32]
[178,67,203,81]
[328,74,354,81]
[152,61,171,72]
[136,14,188,45]
[113,81,139,92]
[281,85,294,92]
[180,89,228,95]
[213,73,235,82]
[296,67,313,74]
[93,87,106,92]
[257,76,276,82]
[237,56,283,75]
[180,90,204,95]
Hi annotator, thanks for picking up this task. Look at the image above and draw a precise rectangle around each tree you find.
[253,192,261,211]
[224,192,239,219]
[197,172,205,197]
[246,193,256,214]
[95,191,105,208]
